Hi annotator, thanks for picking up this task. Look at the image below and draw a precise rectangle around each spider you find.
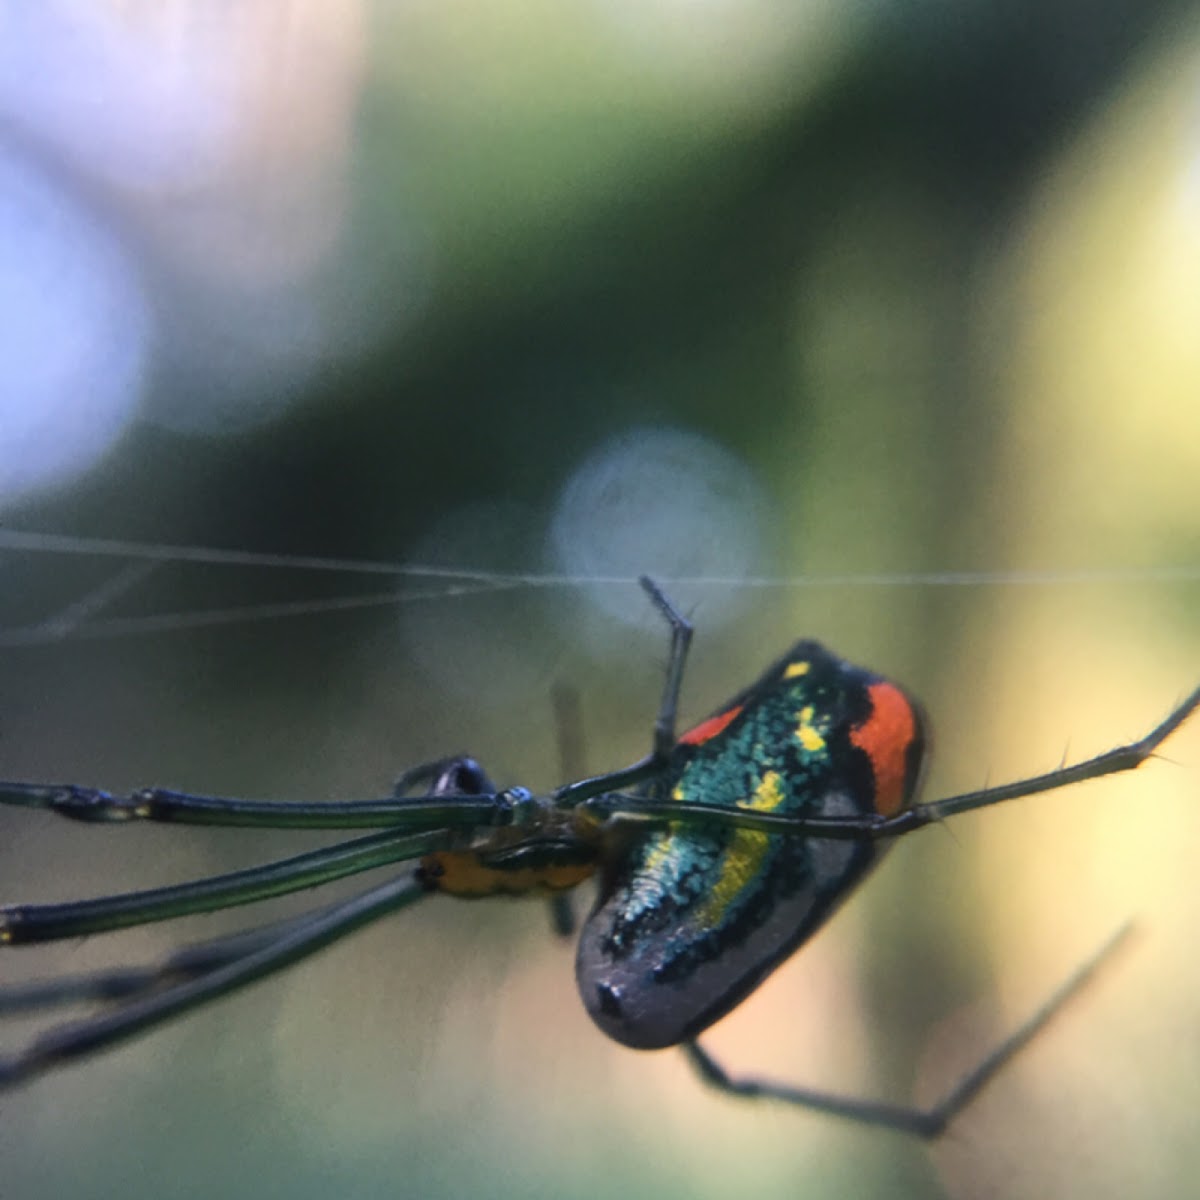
[0,578,1195,1138]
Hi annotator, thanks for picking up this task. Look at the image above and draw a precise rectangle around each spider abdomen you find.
[575,641,925,1050]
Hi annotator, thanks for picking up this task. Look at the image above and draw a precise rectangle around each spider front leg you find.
[0,779,515,830]
[393,755,497,799]
[552,576,694,810]
[0,872,428,1088]
[548,682,587,939]
[637,574,695,759]
[0,753,512,1086]
[0,827,454,943]
[0,909,319,1013]
[683,922,1134,1136]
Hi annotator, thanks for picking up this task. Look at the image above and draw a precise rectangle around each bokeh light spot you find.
[549,427,769,630]
[0,154,148,506]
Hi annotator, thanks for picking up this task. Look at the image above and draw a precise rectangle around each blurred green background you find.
[1,3,1198,1198]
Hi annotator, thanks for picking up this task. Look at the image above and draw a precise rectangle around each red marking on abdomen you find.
[849,682,918,817]
[678,704,743,747]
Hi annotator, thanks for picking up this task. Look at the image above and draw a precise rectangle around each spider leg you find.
[683,921,1134,1137]
[0,907,324,1013]
[0,870,427,1088]
[552,577,695,810]
[902,683,1200,830]
[0,827,451,943]
[637,575,695,758]
[393,756,496,799]
[593,684,1200,841]
[0,780,521,830]
[545,682,588,938]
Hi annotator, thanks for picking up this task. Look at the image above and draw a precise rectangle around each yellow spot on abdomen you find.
[784,661,810,679]
[641,824,678,875]
[696,770,788,927]
[796,704,826,752]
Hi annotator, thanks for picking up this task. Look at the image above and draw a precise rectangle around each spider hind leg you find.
[683,921,1135,1137]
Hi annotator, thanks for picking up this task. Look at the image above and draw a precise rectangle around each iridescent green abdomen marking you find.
[576,640,924,1049]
